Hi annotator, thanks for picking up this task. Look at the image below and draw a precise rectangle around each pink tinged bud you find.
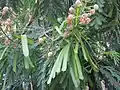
[67,24,73,30]
[6,18,11,22]
[85,17,91,24]
[89,9,95,15]
[5,18,12,26]
[80,17,91,24]
[67,14,74,20]
[4,39,10,46]
[12,14,16,18]
[63,31,70,38]
[75,0,82,7]
[2,11,6,16]
[80,17,85,24]
[67,14,74,25]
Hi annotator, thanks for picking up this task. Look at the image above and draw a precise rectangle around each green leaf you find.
[59,20,66,31]
[55,26,63,35]
[70,66,80,88]
[74,42,84,80]
[21,34,29,57]
[96,17,102,25]
[62,43,70,71]
[0,46,8,61]
[47,43,70,84]
[72,52,79,80]
[74,53,84,80]
[79,38,88,61]
[24,57,29,69]
[56,49,64,73]
[13,52,18,72]
[26,56,34,68]
[79,38,98,72]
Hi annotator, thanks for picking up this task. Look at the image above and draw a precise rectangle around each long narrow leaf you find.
[62,43,70,71]
[74,43,84,80]
[13,52,18,72]
[0,46,8,61]
[70,67,80,88]
[21,35,29,57]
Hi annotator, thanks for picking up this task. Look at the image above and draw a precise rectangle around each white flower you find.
[69,7,75,14]
[75,0,82,7]
[3,6,9,11]
[38,37,44,43]
[94,4,99,10]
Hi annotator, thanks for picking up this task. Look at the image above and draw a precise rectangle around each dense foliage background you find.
[0,0,120,90]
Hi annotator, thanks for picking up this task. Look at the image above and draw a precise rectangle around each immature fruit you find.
[94,4,99,10]
[69,7,75,14]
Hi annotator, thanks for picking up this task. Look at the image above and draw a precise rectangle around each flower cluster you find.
[66,0,99,25]
[63,0,99,38]
[79,4,98,24]
[0,6,17,45]
[1,6,17,26]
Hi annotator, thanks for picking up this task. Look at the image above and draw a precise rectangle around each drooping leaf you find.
[21,34,29,57]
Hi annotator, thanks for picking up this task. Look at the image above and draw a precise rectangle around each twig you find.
[0,27,13,42]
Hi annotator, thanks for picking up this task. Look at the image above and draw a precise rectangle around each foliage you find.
[0,0,120,90]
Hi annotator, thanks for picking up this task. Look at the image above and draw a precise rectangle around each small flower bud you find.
[67,14,74,20]
[42,36,46,40]
[38,37,44,44]
[3,6,9,12]
[5,18,12,26]
[94,4,99,10]
[13,44,17,48]
[67,25,73,30]
[89,9,95,15]
[75,0,82,7]
[4,38,10,46]
[80,17,85,24]
[48,52,53,57]
[2,11,6,16]
[67,14,74,25]
[85,17,91,24]
[81,13,88,18]
[88,13,92,16]
[63,31,70,38]
[69,7,75,14]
